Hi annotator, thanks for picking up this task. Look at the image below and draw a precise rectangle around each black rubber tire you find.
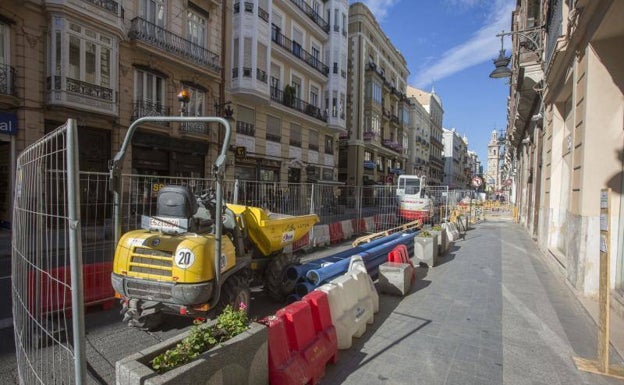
[263,253,300,303]
[215,274,251,315]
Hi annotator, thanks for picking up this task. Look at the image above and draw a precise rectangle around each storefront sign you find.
[0,112,17,135]
[235,146,247,159]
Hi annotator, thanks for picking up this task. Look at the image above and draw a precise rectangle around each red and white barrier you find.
[316,256,379,349]
[339,220,354,240]
[311,224,330,247]
[263,291,338,385]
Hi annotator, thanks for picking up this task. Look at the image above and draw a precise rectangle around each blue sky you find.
[351,0,514,164]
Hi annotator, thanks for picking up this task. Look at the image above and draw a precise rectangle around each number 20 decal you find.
[175,248,195,269]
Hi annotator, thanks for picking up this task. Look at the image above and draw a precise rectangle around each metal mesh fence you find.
[11,120,85,385]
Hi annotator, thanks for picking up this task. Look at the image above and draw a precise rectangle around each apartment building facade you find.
[340,2,410,187]
[408,87,444,185]
[407,88,430,178]
[504,0,624,307]
[442,128,469,189]
[0,0,229,226]
[227,0,347,184]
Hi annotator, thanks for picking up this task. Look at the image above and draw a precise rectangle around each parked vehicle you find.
[395,175,434,222]
[109,116,318,329]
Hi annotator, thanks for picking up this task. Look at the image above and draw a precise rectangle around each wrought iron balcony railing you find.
[131,100,170,126]
[180,121,209,135]
[289,0,329,32]
[47,76,114,102]
[0,64,17,97]
[128,17,220,71]
[271,26,328,76]
[270,87,327,122]
[82,0,119,15]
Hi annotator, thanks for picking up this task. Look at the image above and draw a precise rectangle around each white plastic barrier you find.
[340,220,354,239]
[442,222,459,242]
[316,256,379,350]
[311,224,330,247]
[364,216,376,232]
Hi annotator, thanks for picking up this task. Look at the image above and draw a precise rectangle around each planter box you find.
[430,230,448,255]
[116,322,268,385]
[413,234,438,267]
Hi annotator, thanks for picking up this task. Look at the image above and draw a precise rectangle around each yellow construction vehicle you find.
[109,116,318,328]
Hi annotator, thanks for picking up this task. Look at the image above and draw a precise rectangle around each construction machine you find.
[109,116,318,328]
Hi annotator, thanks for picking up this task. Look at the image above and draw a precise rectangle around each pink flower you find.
[239,302,247,310]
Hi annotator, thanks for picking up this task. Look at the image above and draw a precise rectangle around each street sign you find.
[471,176,483,188]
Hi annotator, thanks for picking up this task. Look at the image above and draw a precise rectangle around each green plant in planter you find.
[431,225,442,231]
[419,230,432,237]
[283,85,296,107]
[151,305,250,374]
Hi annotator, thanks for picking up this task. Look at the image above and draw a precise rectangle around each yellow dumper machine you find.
[109,116,318,329]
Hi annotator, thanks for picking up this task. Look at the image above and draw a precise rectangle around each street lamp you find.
[489,34,512,78]
[489,27,543,79]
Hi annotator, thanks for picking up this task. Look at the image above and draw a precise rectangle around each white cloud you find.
[412,0,515,87]
[357,0,401,22]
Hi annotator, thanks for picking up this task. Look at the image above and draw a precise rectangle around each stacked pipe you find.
[287,230,418,300]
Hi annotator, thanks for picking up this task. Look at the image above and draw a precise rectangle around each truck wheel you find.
[216,274,251,315]
[124,300,163,330]
[264,253,300,302]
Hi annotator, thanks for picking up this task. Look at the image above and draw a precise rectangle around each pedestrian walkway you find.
[321,219,624,385]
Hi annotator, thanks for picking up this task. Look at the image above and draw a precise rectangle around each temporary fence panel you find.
[12,119,86,385]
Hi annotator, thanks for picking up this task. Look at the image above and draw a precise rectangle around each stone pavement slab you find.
[321,220,624,385]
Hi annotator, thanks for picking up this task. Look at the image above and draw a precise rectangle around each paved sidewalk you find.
[322,219,624,385]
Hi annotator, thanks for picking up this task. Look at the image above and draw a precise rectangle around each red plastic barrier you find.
[28,262,114,315]
[329,222,344,244]
[262,291,338,385]
[83,262,115,308]
[387,244,415,285]
[292,232,310,251]
[352,218,366,235]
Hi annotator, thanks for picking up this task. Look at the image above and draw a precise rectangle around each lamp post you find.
[489,27,543,79]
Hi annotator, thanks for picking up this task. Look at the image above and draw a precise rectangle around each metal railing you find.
[128,17,220,71]
[270,86,327,122]
[289,0,329,32]
[271,26,329,75]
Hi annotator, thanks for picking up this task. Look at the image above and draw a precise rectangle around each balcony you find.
[236,121,255,137]
[0,64,17,97]
[382,139,403,152]
[180,121,209,135]
[309,143,319,151]
[270,87,327,122]
[271,27,329,76]
[289,0,329,32]
[47,75,117,115]
[363,131,374,140]
[131,100,170,126]
[82,0,120,15]
[128,17,220,72]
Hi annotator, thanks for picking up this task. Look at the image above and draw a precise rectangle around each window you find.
[325,135,334,155]
[180,83,206,133]
[310,86,318,107]
[309,130,319,152]
[236,105,255,136]
[134,69,166,117]
[290,123,301,147]
[311,45,320,67]
[140,0,165,26]
[291,75,302,98]
[266,115,281,142]
[313,1,321,16]
[48,17,117,111]
[187,8,207,48]
[181,84,205,117]
[0,22,8,66]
